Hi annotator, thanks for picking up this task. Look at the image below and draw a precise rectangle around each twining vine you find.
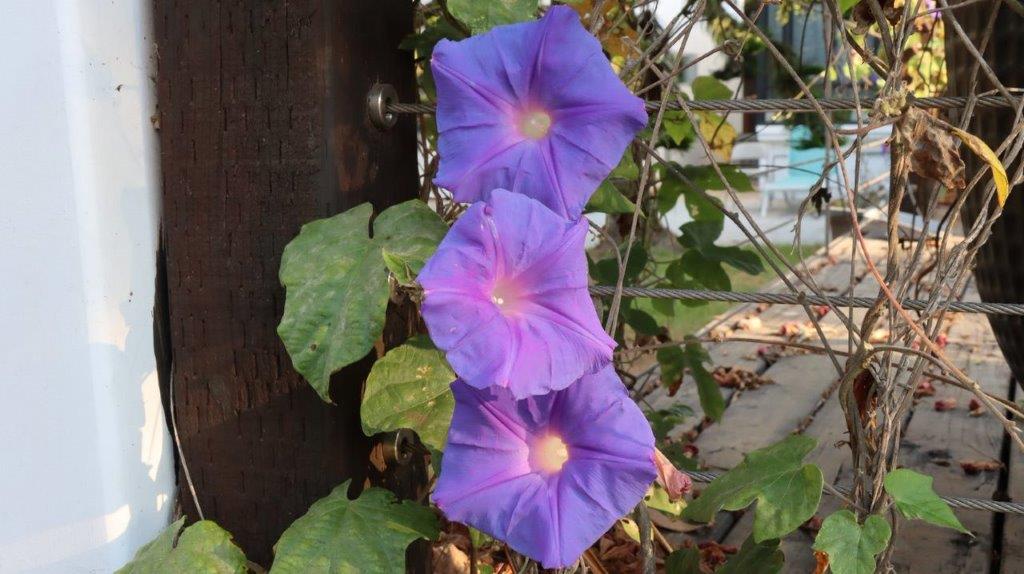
[118,1,1021,573]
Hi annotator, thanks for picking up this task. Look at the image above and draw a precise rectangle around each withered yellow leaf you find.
[951,127,1010,207]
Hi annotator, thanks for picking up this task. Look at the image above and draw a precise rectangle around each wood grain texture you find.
[153,0,418,564]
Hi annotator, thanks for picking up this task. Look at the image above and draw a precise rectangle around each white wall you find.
[0,1,174,572]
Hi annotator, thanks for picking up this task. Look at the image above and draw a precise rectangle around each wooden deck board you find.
[888,313,1012,572]
[643,235,1022,572]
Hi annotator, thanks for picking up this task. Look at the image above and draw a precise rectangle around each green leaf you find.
[663,110,696,146]
[678,220,725,249]
[447,0,538,32]
[711,246,765,275]
[651,296,678,317]
[692,75,733,101]
[678,223,764,276]
[677,251,731,291]
[361,336,456,451]
[685,338,725,422]
[116,517,247,574]
[278,201,446,402]
[883,469,970,534]
[624,307,661,336]
[586,181,636,214]
[610,153,640,179]
[681,164,753,192]
[840,0,861,14]
[645,484,687,517]
[656,169,685,215]
[813,511,891,574]
[682,186,727,224]
[657,346,686,387]
[656,166,727,222]
[655,341,723,421]
[683,435,824,541]
[645,404,694,441]
[593,244,648,285]
[374,201,449,285]
[663,259,698,290]
[718,535,784,574]
[661,442,700,471]
[272,480,440,574]
[664,547,702,574]
[469,527,493,550]
[399,18,465,57]
[587,154,640,214]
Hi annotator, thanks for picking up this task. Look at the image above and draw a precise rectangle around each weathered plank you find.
[1002,389,1024,573]
[696,354,840,470]
[889,312,1012,572]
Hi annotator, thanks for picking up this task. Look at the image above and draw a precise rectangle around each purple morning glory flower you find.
[433,366,657,568]
[417,189,615,398]
[431,5,648,219]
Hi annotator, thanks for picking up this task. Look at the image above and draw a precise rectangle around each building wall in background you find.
[0,1,174,572]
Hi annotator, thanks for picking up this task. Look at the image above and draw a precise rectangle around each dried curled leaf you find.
[900,109,966,192]
[951,127,1011,206]
[849,0,900,34]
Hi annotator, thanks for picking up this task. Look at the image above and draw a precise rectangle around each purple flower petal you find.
[432,6,648,219]
[418,190,615,398]
[433,367,657,568]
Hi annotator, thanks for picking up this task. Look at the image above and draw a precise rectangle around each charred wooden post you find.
[153,1,419,565]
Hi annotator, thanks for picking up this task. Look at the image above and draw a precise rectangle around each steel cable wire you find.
[387,94,1020,115]
[588,285,1024,316]
[684,470,1024,514]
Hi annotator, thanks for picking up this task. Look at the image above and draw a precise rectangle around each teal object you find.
[760,125,828,216]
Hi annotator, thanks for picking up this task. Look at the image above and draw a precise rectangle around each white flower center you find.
[490,279,523,314]
[519,110,552,140]
[531,435,569,474]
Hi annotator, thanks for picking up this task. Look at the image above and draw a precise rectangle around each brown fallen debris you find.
[969,398,984,417]
[696,541,738,570]
[732,315,762,332]
[708,324,733,340]
[597,523,642,573]
[712,366,774,390]
[914,380,936,398]
[868,328,890,344]
[777,321,804,338]
[755,345,782,364]
[960,459,1002,475]
[933,398,958,412]
[432,541,471,574]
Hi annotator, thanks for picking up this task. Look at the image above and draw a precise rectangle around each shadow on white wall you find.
[0,1,174,572]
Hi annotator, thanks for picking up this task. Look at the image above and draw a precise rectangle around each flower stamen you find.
[519,110,552,140]
[490,279,523,314]
[531,434,570,474]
